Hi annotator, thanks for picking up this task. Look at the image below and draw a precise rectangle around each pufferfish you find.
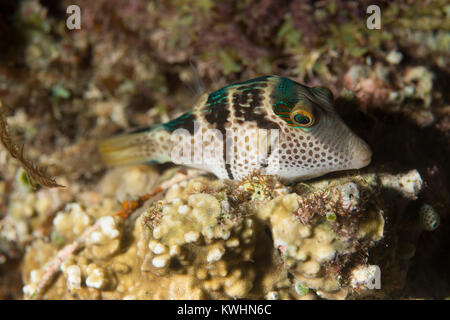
[99,75,372,182]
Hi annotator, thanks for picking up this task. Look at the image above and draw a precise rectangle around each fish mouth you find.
[359,154,372,167]
[351,140,372,169]
[354,150,372,169]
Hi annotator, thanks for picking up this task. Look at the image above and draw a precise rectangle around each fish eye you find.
[290,106,315,128]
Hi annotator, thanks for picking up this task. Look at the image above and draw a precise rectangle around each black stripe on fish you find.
[203,88,233,179]
[232,83,279,130]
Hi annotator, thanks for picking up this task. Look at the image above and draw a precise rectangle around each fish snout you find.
[350,138,372,169]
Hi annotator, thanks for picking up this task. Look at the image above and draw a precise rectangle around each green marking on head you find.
[271,77,301,121]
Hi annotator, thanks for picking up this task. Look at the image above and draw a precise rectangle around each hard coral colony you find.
[22,172,396,300]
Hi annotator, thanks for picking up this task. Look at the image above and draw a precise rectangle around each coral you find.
[258,176,384,300]
[18,167,407,300]
[379,170,423,200]
[136,178,258,299]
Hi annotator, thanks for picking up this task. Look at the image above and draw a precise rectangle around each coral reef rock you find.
[18,167,424,300]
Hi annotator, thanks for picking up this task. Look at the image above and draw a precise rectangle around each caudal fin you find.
[98,130,170,166]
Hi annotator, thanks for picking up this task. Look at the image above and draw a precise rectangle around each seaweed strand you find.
[0,101,63,188]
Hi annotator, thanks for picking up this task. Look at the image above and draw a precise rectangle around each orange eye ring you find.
[290,107,315,127]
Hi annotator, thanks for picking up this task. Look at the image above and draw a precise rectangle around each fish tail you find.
[98,127,171,166]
